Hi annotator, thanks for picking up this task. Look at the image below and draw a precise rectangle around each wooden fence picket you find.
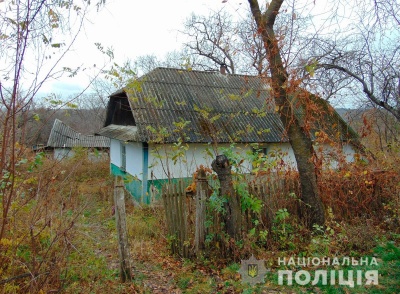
[161,172,302,258]
[161,180,192,258]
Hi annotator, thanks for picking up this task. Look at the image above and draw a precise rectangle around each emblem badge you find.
[239,254,269,286]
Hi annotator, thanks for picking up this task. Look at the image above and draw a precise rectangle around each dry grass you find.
[0,152,115,293]
[1,148,399,293]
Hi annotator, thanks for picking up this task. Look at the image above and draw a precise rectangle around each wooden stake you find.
[114,176,132,282]
[195,169,208,253]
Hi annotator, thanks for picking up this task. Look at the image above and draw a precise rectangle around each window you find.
[121,143,126,171]
[252,145,269,156]
[260,147,268,156]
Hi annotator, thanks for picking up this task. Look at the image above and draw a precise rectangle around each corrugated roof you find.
[101,67,358,144]
[47,119,110,148]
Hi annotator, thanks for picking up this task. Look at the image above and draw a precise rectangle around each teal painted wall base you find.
[110,164,192,204]
[110,164,145,203]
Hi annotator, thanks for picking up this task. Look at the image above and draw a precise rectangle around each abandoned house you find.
[97,67,362,203]
[47,119,110,160]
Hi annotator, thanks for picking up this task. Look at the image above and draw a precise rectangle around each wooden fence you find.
[161,168,398,257]
[161,180,193,258]
[161,171,299,258]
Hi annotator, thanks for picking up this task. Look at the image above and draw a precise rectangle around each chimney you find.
[220,63,227,75]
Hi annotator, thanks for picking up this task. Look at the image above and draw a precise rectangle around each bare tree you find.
[132,55,164,77]
[307,0,400,121]
[180,10,274,75]
[0,0,105,239]
[180,11,238,73]
[176,2,327,227]
[180,7,312,76]
[248,0,325,228]
[310,38,400,121]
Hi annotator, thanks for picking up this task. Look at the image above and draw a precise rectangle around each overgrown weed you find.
[0,151,125,293]
[1,147,399,293]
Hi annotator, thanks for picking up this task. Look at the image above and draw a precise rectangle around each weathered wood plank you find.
[114,176,132,282]
[195,169,208,253]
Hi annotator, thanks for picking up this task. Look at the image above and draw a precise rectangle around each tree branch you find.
[319,63,400,121]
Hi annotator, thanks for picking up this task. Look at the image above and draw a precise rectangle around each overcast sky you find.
[34,0,351,100]
[38,0,249,96]
[1,0,367,104]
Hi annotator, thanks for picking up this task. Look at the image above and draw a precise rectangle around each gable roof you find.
[99,67,358,144]
[47,119,110,148]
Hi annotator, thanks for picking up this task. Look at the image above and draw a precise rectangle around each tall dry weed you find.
[0,150,111,293]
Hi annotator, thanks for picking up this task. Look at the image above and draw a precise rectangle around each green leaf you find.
[66,102,78,109]
[42,34,50,44]
[305,59,319,77]
[249,227,256,236]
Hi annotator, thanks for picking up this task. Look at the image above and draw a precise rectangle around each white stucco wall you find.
[343,143,357,163]
[147,142,297,180]
[314,142,358,169]
[110,139,122,167]
[109,139,359,180]
[54,148,109,161]
[125,142,143,180]
[267,142,358,170]
[148,143,216,180]
[262,142,297,170]
[111,139,144,180]
[54,148,73,160]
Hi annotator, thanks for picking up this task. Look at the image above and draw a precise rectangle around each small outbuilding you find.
[47,119,110,160]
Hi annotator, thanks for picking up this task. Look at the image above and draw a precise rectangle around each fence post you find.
[114,176,132,282]
[195,169,208,253]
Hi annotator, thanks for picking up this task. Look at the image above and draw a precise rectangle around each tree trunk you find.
[287,120,325,227]
[211,155,242,239]
[248,0,325,228]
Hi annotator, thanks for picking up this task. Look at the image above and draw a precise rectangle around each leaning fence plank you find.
[172,183,179,254]
[171,184,177,254]
[178,181,184,254]
[195,169,207,253]
[183,180,191,257]
[177,181,184,255]
[162,185,171,236]
[114,176,132,282]
[168,184,174,236]
[195,188,207,253]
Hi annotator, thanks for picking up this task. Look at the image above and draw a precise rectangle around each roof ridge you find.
[136,79,268,90]
[145,67,264,79]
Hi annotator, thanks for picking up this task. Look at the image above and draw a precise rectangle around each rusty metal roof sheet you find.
[102,67,358,144]
[47,119,110,148]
